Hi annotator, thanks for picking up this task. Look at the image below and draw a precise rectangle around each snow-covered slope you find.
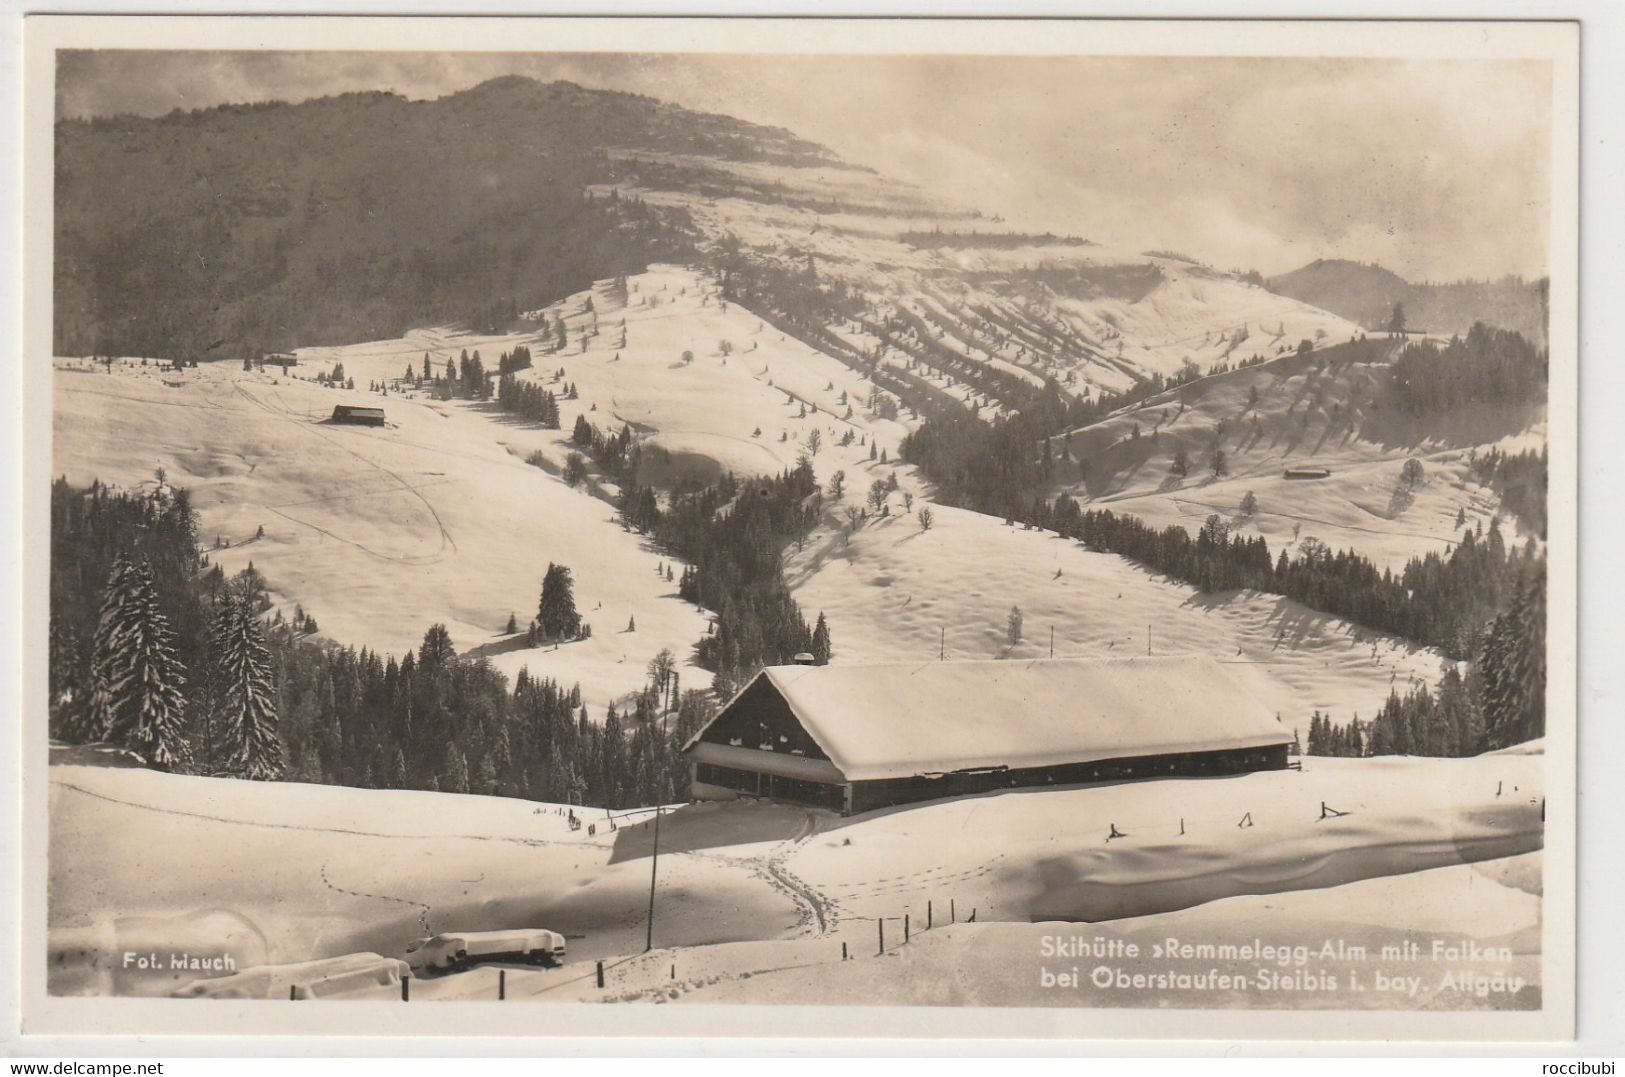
[602,149,1360,401]
[54,345,713,711]
[53,266,920,707]
[49,752,1542,1005]
[784,497,1449,725]
[1049,339,1547,571]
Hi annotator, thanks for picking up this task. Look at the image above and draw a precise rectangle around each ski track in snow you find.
[762,811,833,936]
[51,778,580,851]
[232,382,459,562]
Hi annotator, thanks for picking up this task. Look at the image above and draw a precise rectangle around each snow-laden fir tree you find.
[104,562,190,770]
[79,558,141,742]
[211,592,284,780]
[811,612,832,665]
[1480,563,1546,749]
[537,563,581,641]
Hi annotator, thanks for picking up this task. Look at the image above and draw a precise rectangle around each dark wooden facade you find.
[684,673,1291,815]
[331,405,387,426]
[842,743,1289,814]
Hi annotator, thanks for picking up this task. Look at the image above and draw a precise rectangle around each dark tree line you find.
[1472,446,1547,539]
[655,463,829,697]
[264,625,703,808]
[496,344,534,375]
[1046,497,1540,661]
[568,410,835,694]
[1385,323,1546,416]
[1032,499,1545,752]
[497,373,562,427]
[49,478,710,807]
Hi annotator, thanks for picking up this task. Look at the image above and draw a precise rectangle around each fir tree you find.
[811,612,832,665]
[212,594,283,780]
[445,744,470,794]
[80,558,140,742]
[418,623,457,675]
[105,563,190,771]
[538,563,581,641]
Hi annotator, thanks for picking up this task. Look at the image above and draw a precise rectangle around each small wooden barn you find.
[682,657,1293,814]
[330,405,387,426]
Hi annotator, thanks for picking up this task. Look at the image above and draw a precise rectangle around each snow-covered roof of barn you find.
[688,656,1291,782]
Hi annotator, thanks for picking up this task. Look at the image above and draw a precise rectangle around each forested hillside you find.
[54,77,851,358]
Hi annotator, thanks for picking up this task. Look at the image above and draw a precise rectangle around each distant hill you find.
[1266,259,1547,345]
[54,78,844,359]
[55,74,1357,407]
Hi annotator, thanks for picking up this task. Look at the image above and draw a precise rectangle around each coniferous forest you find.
[47,467,831,805]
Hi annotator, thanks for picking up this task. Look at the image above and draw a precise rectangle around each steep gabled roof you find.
[685,656,1290,782]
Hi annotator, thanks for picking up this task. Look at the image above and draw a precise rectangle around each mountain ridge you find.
[55,74,1357,409]
[1267,258,1547,345]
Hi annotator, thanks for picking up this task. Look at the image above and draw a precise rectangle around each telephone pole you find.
[645,707,669,953]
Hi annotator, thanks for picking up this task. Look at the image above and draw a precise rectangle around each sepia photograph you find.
[15,14,1582,1045]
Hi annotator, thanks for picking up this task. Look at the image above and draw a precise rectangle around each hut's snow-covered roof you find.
[688,656,1291,782]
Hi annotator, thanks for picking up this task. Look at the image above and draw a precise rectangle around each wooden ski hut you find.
[330,404,387,426]
[682,657,1293,814]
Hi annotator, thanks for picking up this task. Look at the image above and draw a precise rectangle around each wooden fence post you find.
[905,913,911,943]
[498,970,506,1000]
[596,960,605,989]
[401,975,410,1002]
[842,942,848,961]
[290,984,297,1001]
[878,918,885,955]
[951,898,957,923]
[928,900,933,929]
